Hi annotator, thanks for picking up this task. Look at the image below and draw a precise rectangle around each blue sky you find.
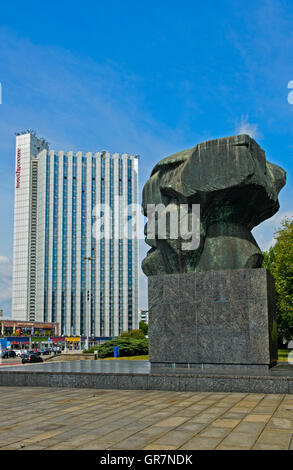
[0,0,293,316]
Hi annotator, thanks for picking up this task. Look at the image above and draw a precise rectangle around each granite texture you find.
[1,368,293,394]
[148,268,278,370]
[1,360,293,394]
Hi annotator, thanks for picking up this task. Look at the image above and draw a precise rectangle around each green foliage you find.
[96,337,149,358]
[278,349,293,361]
[119,329,145,339]
[139,321,149,336]
[83,347,97,354]
[262,217,293,344]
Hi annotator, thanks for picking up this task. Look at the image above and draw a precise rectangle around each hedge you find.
[90,337,149,358]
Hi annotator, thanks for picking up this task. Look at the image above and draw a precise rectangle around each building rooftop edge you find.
[45,150,139,159]
[15,132,139,159]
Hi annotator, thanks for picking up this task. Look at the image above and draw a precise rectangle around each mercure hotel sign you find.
[15,148,21,188]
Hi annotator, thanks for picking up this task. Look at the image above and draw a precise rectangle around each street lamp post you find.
[84,253,95,351]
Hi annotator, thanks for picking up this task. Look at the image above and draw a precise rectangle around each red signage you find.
[52,337,65,343]
[16,148,21,188]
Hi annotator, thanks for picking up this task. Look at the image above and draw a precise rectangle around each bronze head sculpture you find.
[142,134,286,275]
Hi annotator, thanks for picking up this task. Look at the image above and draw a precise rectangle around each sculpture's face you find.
[142,134,286,276]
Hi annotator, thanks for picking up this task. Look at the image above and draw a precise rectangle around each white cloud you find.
[0,256,12,277]
[235,115,261,139]
[252,210,293,252]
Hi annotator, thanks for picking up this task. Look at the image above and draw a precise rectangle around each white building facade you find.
[12,132,139,337]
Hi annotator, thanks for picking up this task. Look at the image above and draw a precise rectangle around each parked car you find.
[21,353,43,364]
[1,350,17,359]
[14,350,22,357]
[20,351,32,359]
[39,348,51,355]
[27,349,41,356]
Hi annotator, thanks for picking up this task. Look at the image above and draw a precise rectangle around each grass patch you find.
[99,355,149,361]
[278,349,293,361]
[100,352,291,362]
[93,350,291,362]
[100,351,291,362]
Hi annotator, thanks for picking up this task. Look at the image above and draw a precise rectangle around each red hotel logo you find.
[15,148,21,188]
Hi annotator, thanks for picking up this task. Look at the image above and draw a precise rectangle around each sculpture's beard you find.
[142,218,264,276]
[142,217,206,276]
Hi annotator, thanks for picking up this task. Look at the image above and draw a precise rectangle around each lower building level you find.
[0,319,59,337]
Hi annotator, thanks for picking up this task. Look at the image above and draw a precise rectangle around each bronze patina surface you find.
[142,134,286,275]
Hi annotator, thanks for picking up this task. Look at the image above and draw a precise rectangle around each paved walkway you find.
[0,387,293,450]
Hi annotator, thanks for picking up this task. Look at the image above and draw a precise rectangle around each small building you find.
[138,310,148,324]
[0,319,59,337]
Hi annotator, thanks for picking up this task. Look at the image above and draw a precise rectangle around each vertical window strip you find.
[118,158,123,334]
[61,155,68,335]
[44,154,50,323]
[80,156,87,335]
[109,157,114,336]
[100,157,105,336]
[71,155,77,334]
[91,157,96,336]
[51,155,59,323]
[127,159,133,330]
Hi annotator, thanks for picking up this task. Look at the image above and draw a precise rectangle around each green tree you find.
[95,337,148,358]
[139,321,149,336]
[262,217,293,346]
[119,329,145,339]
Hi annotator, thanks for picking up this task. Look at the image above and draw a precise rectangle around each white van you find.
[15,350,22,357]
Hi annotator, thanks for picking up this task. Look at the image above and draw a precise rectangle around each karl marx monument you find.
[142,134,286,371]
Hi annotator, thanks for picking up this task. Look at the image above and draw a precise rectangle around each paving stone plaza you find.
[0,386,293,450]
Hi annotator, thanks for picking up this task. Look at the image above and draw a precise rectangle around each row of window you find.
[36,155,136,335]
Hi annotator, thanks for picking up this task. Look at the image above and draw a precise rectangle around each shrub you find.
[119,329,145,339]
[83,346,97,354]
[96,337,149,358]
[139,321,148,336]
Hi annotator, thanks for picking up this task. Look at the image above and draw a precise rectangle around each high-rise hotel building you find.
[12,131,139,336]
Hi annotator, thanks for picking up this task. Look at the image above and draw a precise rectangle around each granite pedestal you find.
[2,360,293,394]
[148,269,278,371]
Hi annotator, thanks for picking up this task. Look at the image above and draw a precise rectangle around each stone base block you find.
[148,269,278,370]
